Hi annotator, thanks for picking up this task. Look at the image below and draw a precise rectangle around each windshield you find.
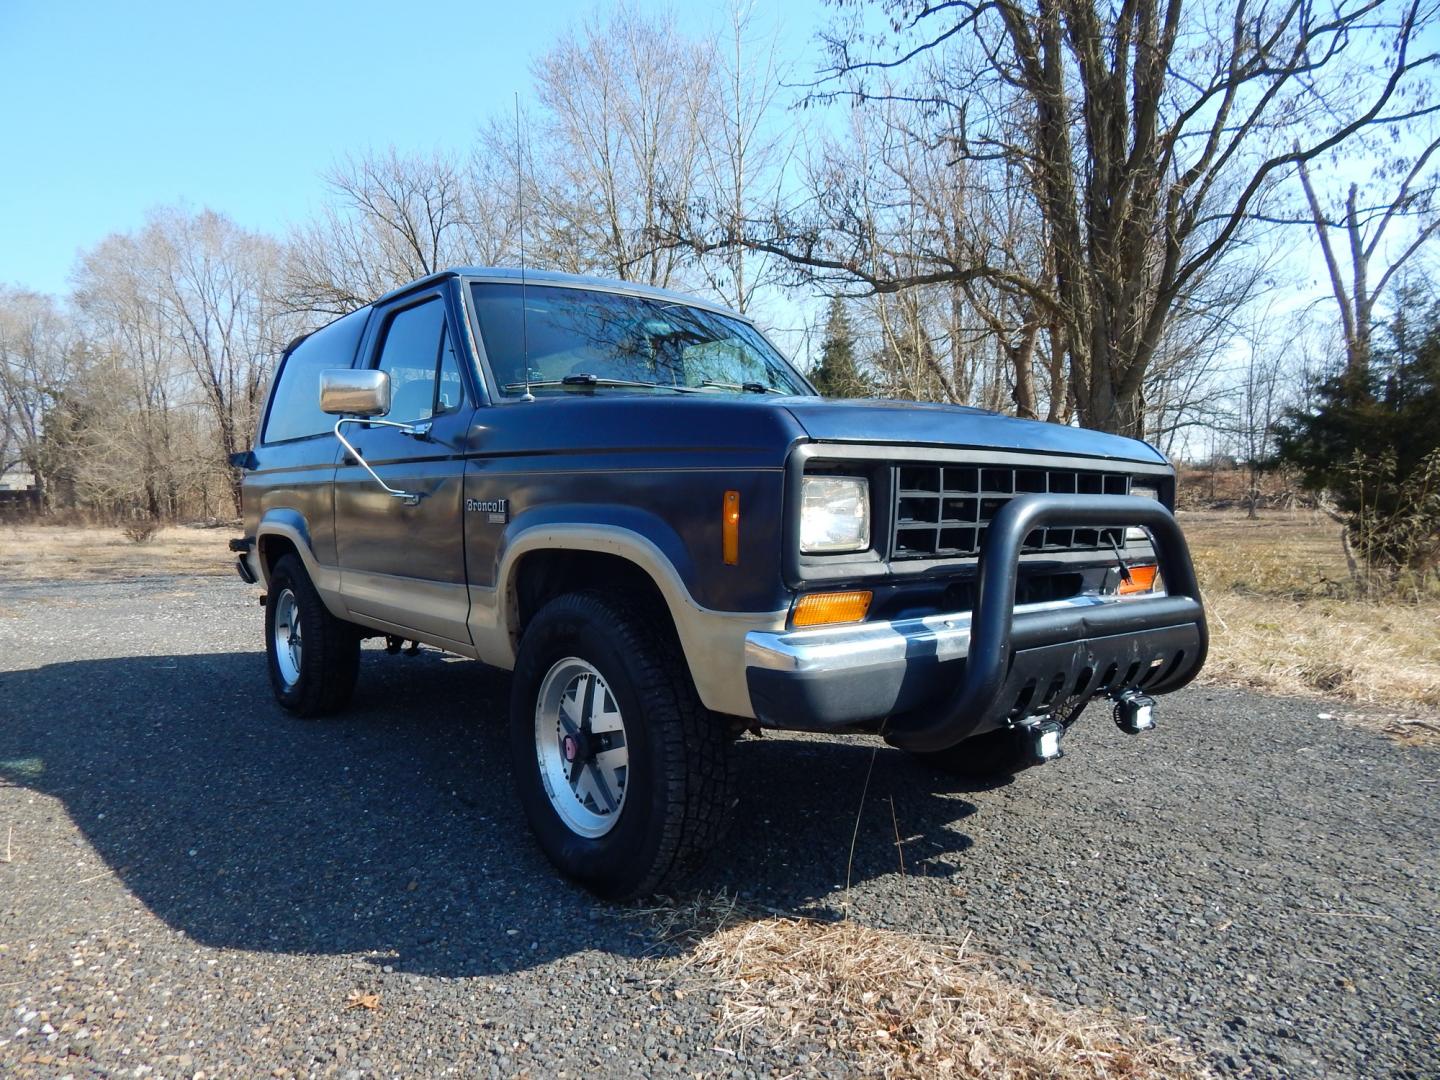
[469,282,811,397]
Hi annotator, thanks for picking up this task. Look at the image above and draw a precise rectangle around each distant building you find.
[0,464,40,512]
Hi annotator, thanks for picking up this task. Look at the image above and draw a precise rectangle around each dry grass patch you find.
[650,895,1208,1080]
[0,524,236,582]
[1181,510,1440,740]
[1181,510,1354,595]
[1203,593,1440,709]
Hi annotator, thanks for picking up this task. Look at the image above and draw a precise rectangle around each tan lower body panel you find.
[465,580,781,718]
[337,568,473,646]
[671,601,787,718]
[335,610,479,658]
[467,524,789,720]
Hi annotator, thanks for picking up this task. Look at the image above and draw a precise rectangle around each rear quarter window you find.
[263,306,371,444]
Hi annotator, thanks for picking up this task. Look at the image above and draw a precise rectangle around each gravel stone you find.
[0,572,1436,1078]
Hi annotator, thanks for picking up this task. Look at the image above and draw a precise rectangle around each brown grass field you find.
[0,523,234,583]
[1,513,1434,740]
[1182,509,1440,742]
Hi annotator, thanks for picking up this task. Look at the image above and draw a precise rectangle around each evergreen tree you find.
[809,297,869,397]
[1277,291,1440,574]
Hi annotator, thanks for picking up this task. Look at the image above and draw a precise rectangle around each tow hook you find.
[1112,689,1157,734]
[1022,718,1066,765]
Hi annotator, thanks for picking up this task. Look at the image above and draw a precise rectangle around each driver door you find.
[332,288,476,649]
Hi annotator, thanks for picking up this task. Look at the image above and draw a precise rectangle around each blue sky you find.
[0,0,830,297]
[3,0,1427,375]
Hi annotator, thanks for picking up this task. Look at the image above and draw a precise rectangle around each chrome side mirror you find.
[320,369,391,417]
[319,369,427,505]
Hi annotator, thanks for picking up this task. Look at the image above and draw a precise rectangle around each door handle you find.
[332,419,424,505]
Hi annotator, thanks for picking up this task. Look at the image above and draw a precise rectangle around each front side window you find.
[373,297,464,422]
[469,282,810,398]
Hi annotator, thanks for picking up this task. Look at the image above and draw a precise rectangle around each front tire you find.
[264,553,360,717]
[509,590,736,900]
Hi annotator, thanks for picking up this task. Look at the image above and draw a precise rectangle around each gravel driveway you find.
[1,572,1436,1078]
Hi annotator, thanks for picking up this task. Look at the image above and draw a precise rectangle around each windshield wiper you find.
[700,380,786,395]
[503,373,700,393]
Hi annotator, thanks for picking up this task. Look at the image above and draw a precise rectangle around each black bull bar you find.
[883,494,1209,753]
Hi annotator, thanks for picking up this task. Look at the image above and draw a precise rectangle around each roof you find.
[377,267,750,321]
[0,467,37,491]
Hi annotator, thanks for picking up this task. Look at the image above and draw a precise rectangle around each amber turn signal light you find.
[793,590,872,628]
[1118,563,1159,595]
[722,490,740,565]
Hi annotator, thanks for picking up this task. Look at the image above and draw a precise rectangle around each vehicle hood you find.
[780,397,1167,465]
[473,394,1165,467]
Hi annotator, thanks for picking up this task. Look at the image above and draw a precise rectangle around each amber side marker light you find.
[793,590,873,628]
[722,490,740,565]
[1118,563,1159,595]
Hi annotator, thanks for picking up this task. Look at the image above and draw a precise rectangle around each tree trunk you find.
[1009,322,1040,420]
[1080,376,1147,439]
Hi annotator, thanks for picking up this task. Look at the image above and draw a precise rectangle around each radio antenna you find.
[515,92,533,402]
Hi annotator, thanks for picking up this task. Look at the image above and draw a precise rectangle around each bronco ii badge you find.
[465,497,509,523]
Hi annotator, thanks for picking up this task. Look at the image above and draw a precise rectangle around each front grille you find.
[891,464,1132,560]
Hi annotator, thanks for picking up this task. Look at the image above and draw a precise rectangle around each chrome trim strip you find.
[744,592,1168,674]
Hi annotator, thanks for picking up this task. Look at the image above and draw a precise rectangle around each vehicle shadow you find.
[0,649,983,977]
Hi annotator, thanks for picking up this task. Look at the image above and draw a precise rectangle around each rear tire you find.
[265,553,360,717]
[509,589,736,900]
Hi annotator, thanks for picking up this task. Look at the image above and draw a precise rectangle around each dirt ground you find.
[3,570,1438,1078]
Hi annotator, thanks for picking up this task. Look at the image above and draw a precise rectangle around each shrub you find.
[1278,293,1440,584]
[123,519,160,543]
[1343,448,1440,589]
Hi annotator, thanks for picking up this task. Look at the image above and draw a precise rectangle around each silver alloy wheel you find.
[534,657,630,838]
[273,588,303,688]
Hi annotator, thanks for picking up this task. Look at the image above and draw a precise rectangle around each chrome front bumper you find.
[743,494,1209,747]
[746,593,1147,675]
[743,592,1200,734]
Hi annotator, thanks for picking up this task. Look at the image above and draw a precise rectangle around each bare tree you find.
[518,5,712,286]
[754,89,1014,408]
[682,3,791,313]
[69,208,287,517]
[1229,309,1290,516]
[1295,125,1440,380]
[72,234,187,520]
[0,286,74,508]
[148,207,291,508]
[718,0,1439,437]
[286,149,509,316]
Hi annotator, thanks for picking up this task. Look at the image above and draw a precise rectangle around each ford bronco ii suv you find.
[231,268,1207,899]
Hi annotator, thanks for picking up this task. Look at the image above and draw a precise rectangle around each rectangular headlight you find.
[800,476,870,553]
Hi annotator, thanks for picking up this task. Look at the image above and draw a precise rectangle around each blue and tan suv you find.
[231,268,1207,898]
